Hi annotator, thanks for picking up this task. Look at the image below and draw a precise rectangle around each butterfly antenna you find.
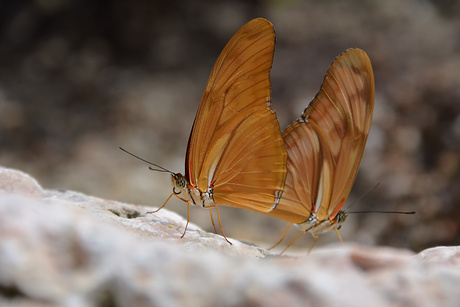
[348,210,416,215]
[345,182,416,215]
[344,182,380,211]
[119,147,175,174]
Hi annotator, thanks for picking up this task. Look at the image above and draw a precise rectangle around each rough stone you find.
[1,166,459,307]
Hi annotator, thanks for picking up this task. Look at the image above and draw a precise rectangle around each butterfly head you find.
[171,173,187,194]
[296,209,349,235]
[331,210,348,230]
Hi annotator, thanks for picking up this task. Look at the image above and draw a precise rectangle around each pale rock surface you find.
[0,166,459,307]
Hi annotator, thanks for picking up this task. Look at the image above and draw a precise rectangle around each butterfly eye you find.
[337,211,348,223]
[173,174,186,189]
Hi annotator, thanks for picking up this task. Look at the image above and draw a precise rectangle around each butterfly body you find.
[295,210,348,235]
[171,173,214,208]
[267,48,375,251]
[148,18,287,241]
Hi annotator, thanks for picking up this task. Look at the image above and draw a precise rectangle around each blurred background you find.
[1,0,459,253]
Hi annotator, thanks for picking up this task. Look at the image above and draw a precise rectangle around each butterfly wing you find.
[185,18,287,212]
[268,48,375,223]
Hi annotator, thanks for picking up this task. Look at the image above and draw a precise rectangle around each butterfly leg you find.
[267,223,292,250]
[146,192,188,215]
[175,195,188,202]
[280,230,307,255]
[146,192,175,214]
[308,235,319,253]
[180,201,191,238]
[208,208,218,234]
[206,204,232,245]
[334,228,344,246]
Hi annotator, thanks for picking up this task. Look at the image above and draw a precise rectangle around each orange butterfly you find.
[147,18,287,243]
[267,49,375,253]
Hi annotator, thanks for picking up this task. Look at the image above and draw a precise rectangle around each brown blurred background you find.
[1,0,459,253]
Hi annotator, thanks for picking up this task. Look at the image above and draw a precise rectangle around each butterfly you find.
[144,18,287,243]
[266,48,375,253]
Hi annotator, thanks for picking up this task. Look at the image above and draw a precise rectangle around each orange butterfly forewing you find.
[184,18,287,211]
[267,49,375,249]
[162,18,287,239]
